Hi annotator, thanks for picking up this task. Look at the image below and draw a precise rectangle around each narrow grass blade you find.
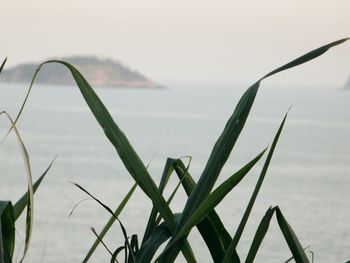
[171,148,266,245]
[276,207,310,263]
[83,183,137,263]
[0,201,15,263]
[111,245,125,263]
[173,159,238,262]
[0,112,34,263]
[128,235,139,263]
[245,206,276,263]
[90,227,114,257]
[72,182,136,262]
[137,221,173,262]
[284,246,311,263]
[142,159,176,244]
[0,58,6,75]
[223,112,288,262]
[13,157,56,220]
[261,38,349,80]
[152,158,192,228]
[162,38,349,262]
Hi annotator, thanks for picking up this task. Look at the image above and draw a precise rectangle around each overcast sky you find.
[1,0,349,87]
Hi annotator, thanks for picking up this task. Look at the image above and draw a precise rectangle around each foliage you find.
[1,38,349,262]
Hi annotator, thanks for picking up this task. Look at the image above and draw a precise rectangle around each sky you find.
[1,0,349,87]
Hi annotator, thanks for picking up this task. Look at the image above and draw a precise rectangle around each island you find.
[1,56,161,88]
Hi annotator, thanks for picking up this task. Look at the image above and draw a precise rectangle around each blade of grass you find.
[111,246,125,263]
[153,158,192,228]
[0,112,34,263]
[90,227,114,258]
[83,183,137,263]
[223,111,288,262]
[141,158,177,245]
[138,214,181,262]
[245,206,276,263]
[172,159,237,262]
[169,148,267,246]
[13,157,56,220]
[284,246,311,263]
[161,38,349,262]
[276,207,310,263]
[138,222,171,262]
[71,182,136,263]
[128,235,139,262]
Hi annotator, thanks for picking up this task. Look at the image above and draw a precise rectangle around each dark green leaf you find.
[137,221,172,262]
[142,159,176,245]
[83,183,137,263]
[173,160,238,263]
[224,112,289,262]
[245,206,276,263]
[172,148,266,245]
[0,201,15,263]
[13,158,55,220]
[276,207,310,263]
[110,246,125,263]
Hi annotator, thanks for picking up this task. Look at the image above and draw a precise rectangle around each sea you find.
[0,82,349,262]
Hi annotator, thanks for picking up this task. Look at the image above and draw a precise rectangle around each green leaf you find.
[0,58,6,75]
[172,149,266,245]
[276,207,310,263]
[137,216,179,262]
[110,246,125,263]
[0,201,15,263]
[0,112,34,263]
[83,183,137,263]
[173,159,238,263]
[128,235,139,263]
[13,158,55,220]
[223,112,289,262]
[245,206,276,263]
[142,159,176,245]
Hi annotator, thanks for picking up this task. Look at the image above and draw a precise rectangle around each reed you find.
[0,38,348,263]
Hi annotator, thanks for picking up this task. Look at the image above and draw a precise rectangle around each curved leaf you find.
[83,183,137,263]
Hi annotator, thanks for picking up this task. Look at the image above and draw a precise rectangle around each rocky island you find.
[1,56,161,88]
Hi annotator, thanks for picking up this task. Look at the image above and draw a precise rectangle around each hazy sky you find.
[1,0,349,87]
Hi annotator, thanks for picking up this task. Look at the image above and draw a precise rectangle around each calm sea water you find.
[0,82,349,262]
